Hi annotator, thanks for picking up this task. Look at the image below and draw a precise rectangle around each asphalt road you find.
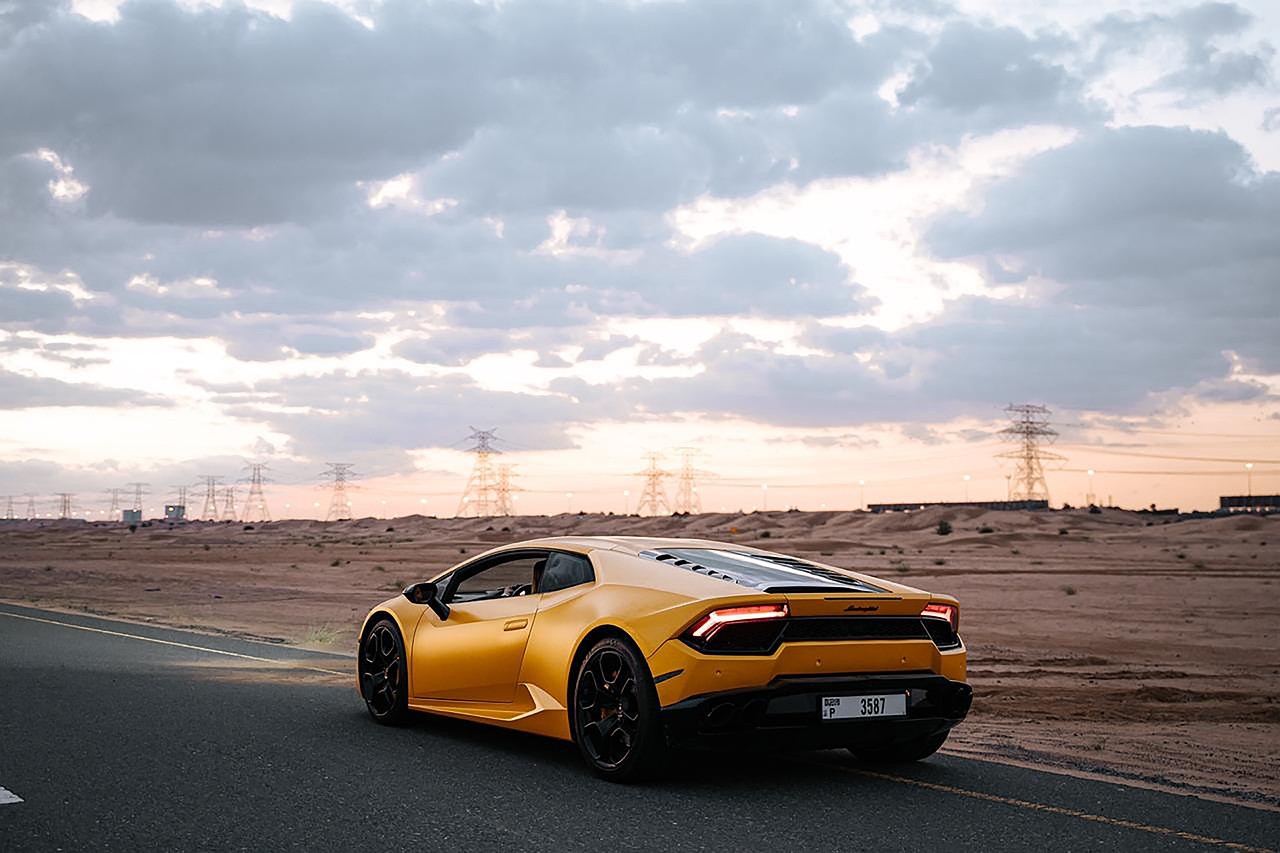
[0,602,1276,852]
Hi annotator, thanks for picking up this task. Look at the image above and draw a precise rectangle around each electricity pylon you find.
[635,452,672,516]
[197,476,222,520]
[56,492,74,519]
[107,488,123,518]
[457,428,501,517]
[24,494,37,519]
[126,482,149,513]
[170,485,189,511]
[242,463,271,523]
[671,447,716,514]
[996,404,1066,503]
[321,463,355,521]
[3,495,14,520]
[494,463,520,516]
[221,486,238,522]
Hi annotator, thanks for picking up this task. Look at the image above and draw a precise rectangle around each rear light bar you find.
[689,603,789,641]
[921,602,959,633]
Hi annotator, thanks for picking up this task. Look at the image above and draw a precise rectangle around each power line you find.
[1059,447,1280,465]
[196,475,223,520]
[635,452,672,516]
[457,428,500,517]
[996,404,1065,503]
[242,462,271,523]
[320,463,355,521]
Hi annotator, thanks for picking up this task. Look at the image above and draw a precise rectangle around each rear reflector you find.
[921,602,959,633]
[689,603,789,640]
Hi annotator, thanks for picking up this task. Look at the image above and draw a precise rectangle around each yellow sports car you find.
[357,536,970,781]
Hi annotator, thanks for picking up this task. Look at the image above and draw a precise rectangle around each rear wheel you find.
[849,730,949,763]
[570,637,667,782]
[359,617,409,725]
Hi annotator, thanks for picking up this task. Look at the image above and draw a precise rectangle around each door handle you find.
[503,618,528,631]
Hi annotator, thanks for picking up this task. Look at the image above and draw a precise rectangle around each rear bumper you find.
[660,672,972,751]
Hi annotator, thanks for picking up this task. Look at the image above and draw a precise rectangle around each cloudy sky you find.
[1,0,1277,518]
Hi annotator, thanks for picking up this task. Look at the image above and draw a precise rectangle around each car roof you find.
[494,535,745,556]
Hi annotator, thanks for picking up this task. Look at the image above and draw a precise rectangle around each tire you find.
[358,617,410,726]
[570,636,668,783]
[849,730,949,763]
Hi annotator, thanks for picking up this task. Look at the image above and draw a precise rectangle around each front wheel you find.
[849,730,949,763]
[359,617,409,725]
[570,637,667,783]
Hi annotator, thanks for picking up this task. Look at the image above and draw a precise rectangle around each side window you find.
[447,555,542,603]
[536,552,595,594]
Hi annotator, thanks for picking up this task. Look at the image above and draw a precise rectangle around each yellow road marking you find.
[815,761,1273,852]
[0,611,348,677]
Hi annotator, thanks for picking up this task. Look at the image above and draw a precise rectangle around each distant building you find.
[122,509,143,523]
[868,500,1049,513]
[164,504,186,521]
[1220,495,1279,515]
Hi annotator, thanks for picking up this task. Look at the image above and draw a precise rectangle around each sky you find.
[1,0,1278,519]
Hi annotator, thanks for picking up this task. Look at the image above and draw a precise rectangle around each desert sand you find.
[2,507,1277,805]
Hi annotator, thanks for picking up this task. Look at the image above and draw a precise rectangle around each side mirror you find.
[403,581,450,620]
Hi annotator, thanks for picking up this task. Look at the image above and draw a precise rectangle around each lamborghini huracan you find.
[357,536,971,781]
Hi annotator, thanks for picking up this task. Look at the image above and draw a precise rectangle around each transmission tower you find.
[321,463,355,521]
[56,492,75,519]
[671,447,716,514]
[242,463,271,523]
[24,493,37,519]
[170,485,189,509]
[197,475,222,520]
[106,487,123,517]
[126,482,149,513]
[494,463,521,516]
[996,404,1066,503]
[635,452,672,516]
[457,427,501,517]
[3,495,14,520]
[221,486,238,521]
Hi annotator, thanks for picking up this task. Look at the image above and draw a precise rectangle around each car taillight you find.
[684,603,789,653]
[921,602,959,633]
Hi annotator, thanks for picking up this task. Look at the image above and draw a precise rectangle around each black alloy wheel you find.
[571,637,666,782]
[360,618,409,725]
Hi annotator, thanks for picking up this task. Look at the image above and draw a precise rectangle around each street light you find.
[858,479,866,510]
[623,489,630,515]
[962,474,971,502]
[566,491,574,513]
[1086,469,1095,506]
[1245,462,1254,497]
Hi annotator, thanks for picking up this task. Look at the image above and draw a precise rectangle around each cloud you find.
[0,368,170,409]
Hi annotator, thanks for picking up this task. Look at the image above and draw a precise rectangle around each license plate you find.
[821,693,907,720]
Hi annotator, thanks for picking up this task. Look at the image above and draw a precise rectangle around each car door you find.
[411,551,544,703]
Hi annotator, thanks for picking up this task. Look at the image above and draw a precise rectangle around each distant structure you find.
[635,452,672,516]
[457,428,501,517]
[24,494,37,519]
[3,495,14,520]
[122,509,142,523]
[494,463,520,516]
[870,500,1049,514]
[56,492,75,519]
[164,504,186,521]
[127,482,148,514]
[197,475,222,520]
[242,463,271,523]
[672,447,715,514]
[221,486,238,522]
[321,463,355,521]
[997,404,1065,503]
[1220,495,1278,515]
[107,487,123,519]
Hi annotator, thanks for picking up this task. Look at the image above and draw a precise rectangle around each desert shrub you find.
[459,547,467,554]
[1061,585,1077,596]
[329,558,341,567]
[202,544,211,551]
[759,530,772,538]
[128,524,137,533]
[243,525,254,531]
[385,527,395,533]
[1088,505,1102,514]
[1058,528,1069,535]
[936,520,953,536]
[979,526,994,534]
[933,558,947,566]
[373,565,386,572]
